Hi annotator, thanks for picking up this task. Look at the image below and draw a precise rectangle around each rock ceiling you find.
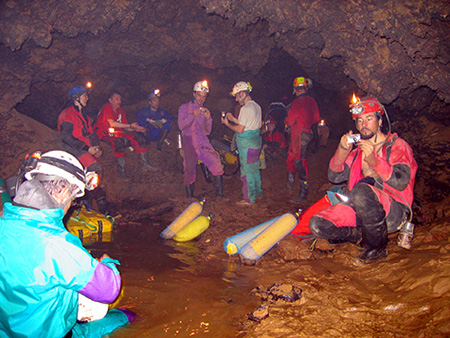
[1,0,450,128]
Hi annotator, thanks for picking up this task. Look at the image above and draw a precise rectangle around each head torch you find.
[85,171,99,191]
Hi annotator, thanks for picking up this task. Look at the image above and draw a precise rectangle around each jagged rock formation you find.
[0,0,449,198]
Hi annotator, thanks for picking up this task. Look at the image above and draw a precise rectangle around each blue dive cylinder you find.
[239,213,298,264]
[224,216,280,256]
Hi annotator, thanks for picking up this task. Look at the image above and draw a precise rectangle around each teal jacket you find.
[0,203,105,337]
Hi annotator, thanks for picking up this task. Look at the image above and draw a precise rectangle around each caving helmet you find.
[193,80,209,93]
[148,89,161,100]
[68,83,92,100]
[349,94,385,120]
[24,150,90,197]
[293,77,312,93]
[231,81,252,97]
[266,118,277,126]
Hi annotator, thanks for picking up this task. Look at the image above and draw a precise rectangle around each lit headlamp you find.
[350,104,365,116]
[85,171,99,191]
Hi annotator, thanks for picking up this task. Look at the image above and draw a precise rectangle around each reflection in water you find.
[86,218,258,337]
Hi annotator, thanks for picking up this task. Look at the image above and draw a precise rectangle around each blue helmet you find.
[68,85,88,100]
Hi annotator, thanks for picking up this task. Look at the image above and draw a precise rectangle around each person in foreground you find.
[0,151,135,337]
[222,81,262,204]
[309,96,418,263]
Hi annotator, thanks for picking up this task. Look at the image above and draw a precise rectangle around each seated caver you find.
[57,84,112,215]
[0,150,135,337]
[309,96,418,264]
[136,88,175,151]
[95,90,156,178]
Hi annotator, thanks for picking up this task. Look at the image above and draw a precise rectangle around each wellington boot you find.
[139,152,157,171]
[358,219,388,264]
[286,172,295,192]
[185,183,195,198]
[290,181,309,203]
[116,158,128,179]
[156,128,170,151]
[200,163,212,183]
[213,175,225,198]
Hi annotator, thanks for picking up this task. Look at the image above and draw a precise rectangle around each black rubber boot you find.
[213,175,225,198]
[185,183,195,198]
[156,128,169,151]
[310,216,362,245]
[116,158,127,178]
[200,163,212,183]
[291,180,309,202]
[358,219,388,264]
[139,152,157,171]
[286,172,295,192]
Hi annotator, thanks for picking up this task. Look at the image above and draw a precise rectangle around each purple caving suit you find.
[178,100,224,185]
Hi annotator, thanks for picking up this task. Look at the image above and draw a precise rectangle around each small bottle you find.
[177,133,182,149]
[397,222,414,250]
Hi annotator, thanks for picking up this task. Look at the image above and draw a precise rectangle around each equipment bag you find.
[66,204,114,243]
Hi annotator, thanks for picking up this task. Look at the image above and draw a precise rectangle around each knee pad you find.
[349,183,385,224]
[309,215,335,238]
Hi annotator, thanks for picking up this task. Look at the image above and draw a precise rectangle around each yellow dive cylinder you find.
[223,216,280,256]
[173,213,213,242]
[239,213,298,264]
[160,200,204,239]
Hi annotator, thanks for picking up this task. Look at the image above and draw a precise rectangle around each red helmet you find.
[350,96,385,120]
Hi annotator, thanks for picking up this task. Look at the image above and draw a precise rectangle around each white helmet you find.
[25,150,87,197]
[231,81,252,97]
[193,80,209,93]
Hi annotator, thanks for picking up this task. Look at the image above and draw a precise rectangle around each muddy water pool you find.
[86,218,259,337]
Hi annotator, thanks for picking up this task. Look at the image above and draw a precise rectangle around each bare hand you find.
[340,131,353,150]
[88,146,102,158]
[359,139,375,160]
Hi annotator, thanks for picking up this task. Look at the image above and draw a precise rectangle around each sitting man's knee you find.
[309,215,334,238]
[114,138,126,152]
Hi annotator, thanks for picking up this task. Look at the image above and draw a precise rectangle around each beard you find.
[359,127,376,140]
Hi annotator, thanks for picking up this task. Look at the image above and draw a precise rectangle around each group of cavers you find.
[60,76,419,266]
[0,74,419,337]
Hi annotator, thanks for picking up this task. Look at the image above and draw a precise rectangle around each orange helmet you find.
[350,96,385,120]
[293,77,312,89]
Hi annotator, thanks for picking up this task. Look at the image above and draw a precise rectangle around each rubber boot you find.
[156,128,169,151]
[200,163,212,183]
[358,219,388,264]
[327,226,362,245]
[213,175,225,198]
[286,172,295,192]
[139,152,157,171]
[290,180,309,203]
[116,158,127,179]
[185,183,195,198]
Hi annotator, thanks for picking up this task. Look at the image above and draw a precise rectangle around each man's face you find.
[355,112,381,140]
[235,91,246,105]
[109,94,122,110]
[79,92,89,107]
[193,91,208,106]
[150,97,160,110]
[294,87,307,96]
